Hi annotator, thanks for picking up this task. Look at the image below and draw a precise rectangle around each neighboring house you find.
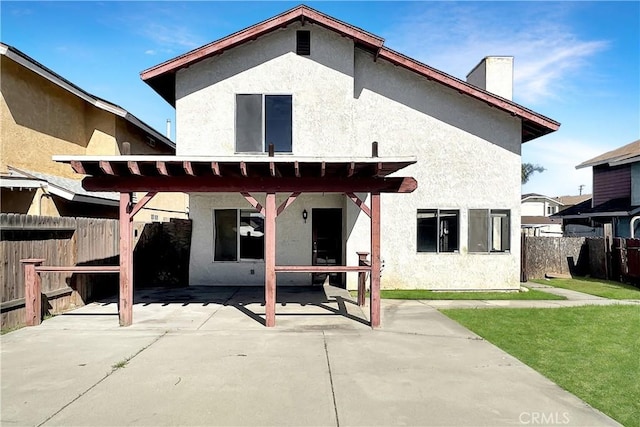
[520,193,564,236]
[138,5,559,290]
[0,43,188,221]
[554,139,640,238]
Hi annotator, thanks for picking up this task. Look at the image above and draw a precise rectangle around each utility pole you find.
[579,184,585,195]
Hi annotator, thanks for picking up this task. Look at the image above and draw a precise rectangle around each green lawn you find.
[532,277,640,300]
[351,289,564,300]
[442,305,640,426]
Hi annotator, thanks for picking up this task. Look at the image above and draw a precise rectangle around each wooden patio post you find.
[21,258,45,326]
[265,192,277,327]
[370,192,381,328]
[119,192,133,326]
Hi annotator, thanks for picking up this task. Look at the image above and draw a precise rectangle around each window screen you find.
[236,94,263,152]
[491,210,510,252]
[468,209,489,253]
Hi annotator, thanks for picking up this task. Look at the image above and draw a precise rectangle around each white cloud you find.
[145,49,156,55]
[384,3,608,106]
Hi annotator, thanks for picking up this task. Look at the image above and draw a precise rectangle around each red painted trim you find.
[157,161,168,176]
[275,265,370,272]
[184,161,195,176]
[346,192,371,218]
[129,192,158,218]
[70,161,86,175]
[241,192,265,215]
[82,176,418,194]
[140,5,383,82]
[370,192,381,328]
[127,161,141,176]
[265,192,276,327]
[276,192,301,217]
[119,192,133,327]
[376,48,560,135]
[35,266,120,273]
[99,160,114,175]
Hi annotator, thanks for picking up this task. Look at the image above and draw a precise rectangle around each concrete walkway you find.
[1,285,625,426]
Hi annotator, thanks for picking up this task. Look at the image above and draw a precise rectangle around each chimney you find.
[466,56,513,100]
[166,119,171,139]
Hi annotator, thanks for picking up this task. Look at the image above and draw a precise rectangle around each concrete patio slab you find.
[1,285,621,426]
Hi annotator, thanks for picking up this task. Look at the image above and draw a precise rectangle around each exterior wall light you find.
[302,209,308,223]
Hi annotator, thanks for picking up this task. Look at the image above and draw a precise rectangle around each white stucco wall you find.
[178,23,526,290]
[521,199,563,216]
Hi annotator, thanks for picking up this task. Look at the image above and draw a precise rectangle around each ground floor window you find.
[468,209,510,253]
[417,209,459,253]
[213,209,264,261]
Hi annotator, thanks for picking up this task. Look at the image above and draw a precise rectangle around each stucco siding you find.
[179,23,525,290]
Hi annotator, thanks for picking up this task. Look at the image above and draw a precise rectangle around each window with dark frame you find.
[468,209,511,253]
[214,209,265,261]
[417,209,459,253]
[296,30,311,55]
[236,94,292,153]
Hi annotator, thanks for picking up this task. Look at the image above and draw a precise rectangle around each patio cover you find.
[53,151,417,328]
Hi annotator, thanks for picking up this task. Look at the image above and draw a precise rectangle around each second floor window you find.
[236,94,292,153]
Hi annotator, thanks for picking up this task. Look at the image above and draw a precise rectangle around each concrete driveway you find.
[1,286,619,426]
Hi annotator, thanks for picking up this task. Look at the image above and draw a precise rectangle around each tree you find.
[522,163,545,184]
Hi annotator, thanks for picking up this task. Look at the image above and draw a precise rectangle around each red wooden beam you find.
[265,192,276,327]
[211,162,221,176]
[35,266,120,273]
[294,161,301,178]
[346,192,371,218]
[241,192,265,215]
[99,161,115,175]
[156,161,169,176]
[129,192,158,218]
[82,176,418,194]
[276,192,300,217]
[269,161,276,177]
[184,161,195,176]
[347,162,355,177]
[21,258,45,326]
[240,161,248,177]
[119,192,133,327]
[375,162,383,177]
[320,161,326,177]
[70,161,86,175]
[370,192,381,328]
[127,161,141,176]
[274,265,370,272]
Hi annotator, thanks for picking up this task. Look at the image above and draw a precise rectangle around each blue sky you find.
[2,1,638,197]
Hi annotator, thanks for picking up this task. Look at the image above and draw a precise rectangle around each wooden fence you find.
[1,214,192,331]
[522,236,609,281]
[1,214,119,330]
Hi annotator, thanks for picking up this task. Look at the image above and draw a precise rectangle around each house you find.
[520,193,564,236]
[58,5,560,294]
[554,139,640,237]
[0,43,188,221]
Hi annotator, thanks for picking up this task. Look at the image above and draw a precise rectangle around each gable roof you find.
[140,4,559,143]
[576,139,640,169]
[0,42,175,151]
[521,193,564,205]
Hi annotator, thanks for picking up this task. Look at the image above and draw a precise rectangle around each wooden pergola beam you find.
[82,176,418,194]
[346,192,371,218]
[156,161,169,176]
[184,161,195,176]
[70,161,86,175]
[276,192,300,217]
[265,192,276,327]
[119,192,133,326]
[211,162,221,176]
[241,192,265,215]
[99,161,115,175]
[370,192,381,328]
[129,192,158,217]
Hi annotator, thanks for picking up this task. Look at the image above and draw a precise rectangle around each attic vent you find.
[296,31,310,56]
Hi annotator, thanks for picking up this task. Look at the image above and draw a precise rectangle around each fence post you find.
[21,258,45,326]
[357,252,370,307]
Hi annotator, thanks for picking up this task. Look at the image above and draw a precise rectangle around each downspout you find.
[630,216,640,238]
[38,186,52,216]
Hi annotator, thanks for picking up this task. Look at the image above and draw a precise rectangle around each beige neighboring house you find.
[0,43,188,221]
